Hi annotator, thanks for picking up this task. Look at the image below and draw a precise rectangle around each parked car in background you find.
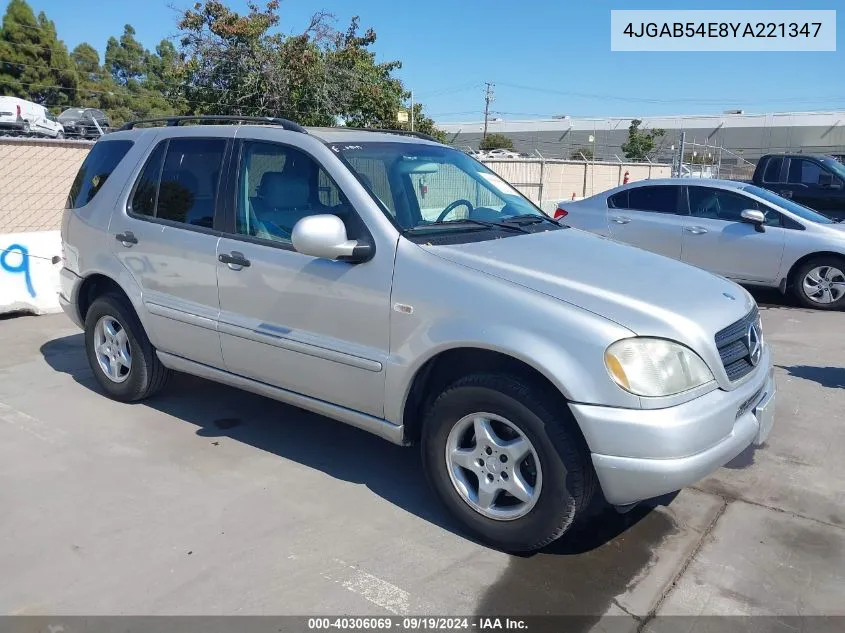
[60,117,774,552]
[557,179,845,309]
[0,96,64,138]
[483,148,521,159]
[751,154,845,221]
[58,108,111,139]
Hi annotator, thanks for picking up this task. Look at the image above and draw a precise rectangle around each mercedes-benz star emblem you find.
[746,321,762,366]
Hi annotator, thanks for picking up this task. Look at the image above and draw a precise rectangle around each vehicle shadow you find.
[41,332,678,619]
[778,364,845,389]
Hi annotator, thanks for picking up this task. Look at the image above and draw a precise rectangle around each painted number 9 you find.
[0,244,35,298]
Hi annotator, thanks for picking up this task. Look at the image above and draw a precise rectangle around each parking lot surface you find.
[1,292,843,629]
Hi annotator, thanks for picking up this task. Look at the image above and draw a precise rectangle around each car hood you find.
[428,228,755,347]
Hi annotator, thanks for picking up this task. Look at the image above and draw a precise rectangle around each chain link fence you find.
[0,137,92,233]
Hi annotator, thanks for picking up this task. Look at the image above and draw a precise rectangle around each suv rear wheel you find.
[421,373,594,552]
[84,293,170,401]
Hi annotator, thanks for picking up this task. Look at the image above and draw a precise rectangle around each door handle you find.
[218,251,251,269]
[684,226,709,235]
[780,189,793,199]
[114,231,138,246]
[611,216,632,224]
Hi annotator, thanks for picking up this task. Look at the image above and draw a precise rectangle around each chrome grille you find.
[714,307,760,382]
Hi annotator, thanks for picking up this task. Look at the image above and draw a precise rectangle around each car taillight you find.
[554,208,568,220]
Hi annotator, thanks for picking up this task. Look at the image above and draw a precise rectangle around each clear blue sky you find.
[6,0,844,122]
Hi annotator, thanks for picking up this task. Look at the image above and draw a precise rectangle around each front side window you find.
[333,142,549,236]
[743,185,835,224]
[235,141,349,245]
[688,186,779,226]
[788,159,823,186]
[67,139,133,209]
[129,138,226,228]
[627,186,680,214]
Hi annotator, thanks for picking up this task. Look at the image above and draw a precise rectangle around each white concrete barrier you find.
[0,230,62,315]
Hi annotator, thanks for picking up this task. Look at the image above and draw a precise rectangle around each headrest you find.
[258,171,310,208]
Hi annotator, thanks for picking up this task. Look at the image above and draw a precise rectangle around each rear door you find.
[606,184,686,259]
[681,185,785,283]
[110,130,231,368]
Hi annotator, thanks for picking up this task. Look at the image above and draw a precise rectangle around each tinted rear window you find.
[627,186,679,214]
[66,140,133,209]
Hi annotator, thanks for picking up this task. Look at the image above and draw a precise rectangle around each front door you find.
[111,135,229,368]
[681,185,785,284]
[215,139,393,418]
[784,157,844,219]
[606,185,687,259]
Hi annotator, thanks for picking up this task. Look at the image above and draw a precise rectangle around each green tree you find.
[176,1,444,134]
[105,25,147,86]
[70,43,99,77]
[479,133,514,151]
[621,119,665,162]
[0,0,77,107]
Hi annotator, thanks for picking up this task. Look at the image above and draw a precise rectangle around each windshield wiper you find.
[501,213,561,226]
[406,218,529,234]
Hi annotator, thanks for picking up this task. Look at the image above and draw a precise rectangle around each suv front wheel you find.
[84,293,170,401]
[421,373,594,552]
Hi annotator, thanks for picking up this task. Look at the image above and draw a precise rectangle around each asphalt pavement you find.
[0,290,842,631]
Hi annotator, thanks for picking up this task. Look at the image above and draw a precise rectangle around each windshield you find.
[332,142,545,232]
[743,185,835,224]
[59,108,85,119]
[819,157,845,181]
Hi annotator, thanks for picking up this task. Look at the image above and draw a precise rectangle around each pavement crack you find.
[690,485,845,532]
[635,496,729,632]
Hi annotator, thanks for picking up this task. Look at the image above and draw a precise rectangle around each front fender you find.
[384,240,640,426]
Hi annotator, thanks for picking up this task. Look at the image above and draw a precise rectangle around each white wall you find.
[0,230,62,315]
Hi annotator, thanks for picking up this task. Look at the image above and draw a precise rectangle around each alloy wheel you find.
[93,315,132,383]
[445,412,543,521]
[802,265,845,304]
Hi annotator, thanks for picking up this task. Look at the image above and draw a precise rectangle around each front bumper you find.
[569,350,775,506]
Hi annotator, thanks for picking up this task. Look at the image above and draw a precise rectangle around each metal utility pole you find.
[676,131,686,177]
[482,82,494,140]
[410,90,415,132]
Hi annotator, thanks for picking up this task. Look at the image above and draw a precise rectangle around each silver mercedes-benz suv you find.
[59,116,775,551]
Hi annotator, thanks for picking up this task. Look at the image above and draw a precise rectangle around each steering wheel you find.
[435,199,474,223]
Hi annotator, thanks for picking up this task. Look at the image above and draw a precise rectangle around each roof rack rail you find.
[119,115,308,133]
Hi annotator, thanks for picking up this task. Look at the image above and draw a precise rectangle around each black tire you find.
[84,292,170,401]
[421,373,595,552]
[790,256,845,310]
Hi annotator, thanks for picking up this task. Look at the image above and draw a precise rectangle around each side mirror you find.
[818,172,833,187]
[740,209,766,232]
[291,215,372,263]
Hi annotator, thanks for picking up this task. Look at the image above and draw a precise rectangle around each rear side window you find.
[129,138,226,228]
[763,157,783,183]
[607,190,628,209]
[627,186,680,214]
[67,140,133,209]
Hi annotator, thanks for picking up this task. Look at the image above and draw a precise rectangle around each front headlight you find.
[605,338,714,397]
